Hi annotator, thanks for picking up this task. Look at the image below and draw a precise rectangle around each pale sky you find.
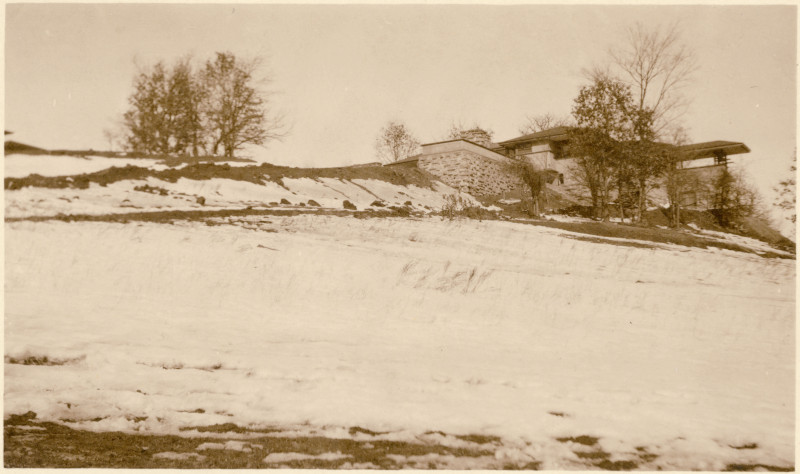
[4,3,797,212]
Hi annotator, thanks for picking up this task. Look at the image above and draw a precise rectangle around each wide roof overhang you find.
[676,141,751,159]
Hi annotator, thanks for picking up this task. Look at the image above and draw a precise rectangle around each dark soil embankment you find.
[3,207,418,225]
[4,413,497,469]
[7,148,256,166]
[5,414,791,470]
[521,219,793,259]
[4,162,436,192]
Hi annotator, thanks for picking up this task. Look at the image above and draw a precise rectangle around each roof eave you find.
[680,143,751,159]
[498,134,570,146]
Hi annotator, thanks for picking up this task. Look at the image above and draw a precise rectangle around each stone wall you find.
[417,142,521,197]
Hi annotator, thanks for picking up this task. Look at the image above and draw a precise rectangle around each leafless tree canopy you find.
[609,22,698,138]
[518,113,571,135]
[201,53,287,158]
[375,121,420,164]
[773,149,796,224]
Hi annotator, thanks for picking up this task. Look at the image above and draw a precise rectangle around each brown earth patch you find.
[523,219,793,259]
[4,207,419,225]
[4,415,499,469]
[556,435,599,446]
[724,464,794,472]
[5,162,436,192]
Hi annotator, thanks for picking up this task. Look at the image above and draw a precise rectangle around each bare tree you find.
[101,122,127,153]
[773,149,796,225]
[123,61,170,154]
[609,22,697,138]
[509,161,559,217]
[168,56,206,156]
[201,52,287,158]
[120,52,286,158]
[376,121,420,164]
[518,113,571,135]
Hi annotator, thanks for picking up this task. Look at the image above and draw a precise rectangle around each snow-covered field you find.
[5,213,795,469]
[4,153,795,468]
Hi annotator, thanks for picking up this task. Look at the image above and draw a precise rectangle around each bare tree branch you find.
[375,121,420,164]
[518,113,571,135]
[608,22,698,138]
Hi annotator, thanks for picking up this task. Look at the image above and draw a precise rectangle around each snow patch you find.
[197,440,258,452]
[153,451,206,461]
[263,451,351,464]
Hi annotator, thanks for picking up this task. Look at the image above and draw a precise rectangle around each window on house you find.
[552,142,564,159]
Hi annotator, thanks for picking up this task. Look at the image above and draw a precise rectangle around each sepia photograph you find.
[3,2,796,470]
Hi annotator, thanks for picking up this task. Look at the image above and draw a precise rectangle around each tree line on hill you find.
[109,52,287,159]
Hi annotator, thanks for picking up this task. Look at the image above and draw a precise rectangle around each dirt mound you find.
[5,141,49,155]
[679,209,726,232]
[5,162,437,192]
[641,208,671,227]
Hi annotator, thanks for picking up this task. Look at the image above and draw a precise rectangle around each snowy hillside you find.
[4,154,478,218]
[5,214,794,469]
[4,153,795,469]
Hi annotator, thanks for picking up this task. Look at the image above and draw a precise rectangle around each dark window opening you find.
[552,141,565,159]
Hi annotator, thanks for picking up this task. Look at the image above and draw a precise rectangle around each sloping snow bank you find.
[4,154,170,178]
[686,223,793,256]
[4,216,794,470]
[5,176,478,218]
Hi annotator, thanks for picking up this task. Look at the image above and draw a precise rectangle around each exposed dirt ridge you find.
[4,162,436,191]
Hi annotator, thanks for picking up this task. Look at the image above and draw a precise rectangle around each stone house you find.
[387,125,750,209]
[385,139,519,197]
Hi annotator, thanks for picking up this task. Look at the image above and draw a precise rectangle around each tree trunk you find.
[637,179,647,223]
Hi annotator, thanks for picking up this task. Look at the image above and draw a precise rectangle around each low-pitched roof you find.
[421,138,507,155]
[498,126,573,146]
[676,141,751,159]
[500,127,750,159]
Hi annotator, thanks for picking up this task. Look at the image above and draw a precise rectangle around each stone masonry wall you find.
[418,149,520,197]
